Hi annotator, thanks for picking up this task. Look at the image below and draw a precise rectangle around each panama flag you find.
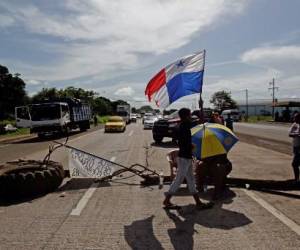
[145,50,205,108]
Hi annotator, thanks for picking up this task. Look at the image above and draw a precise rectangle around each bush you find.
[0,119,16,127]
[98,116,109,124]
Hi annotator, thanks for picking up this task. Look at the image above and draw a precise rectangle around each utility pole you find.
[245,89,248,121]
[268,78,279,119]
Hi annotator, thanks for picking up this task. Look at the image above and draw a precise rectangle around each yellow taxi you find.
[104,116,126,132]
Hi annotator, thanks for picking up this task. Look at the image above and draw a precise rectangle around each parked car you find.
[152,111,201,143]
[4,124,17,132]
[104,116,126,132]
[143,115,158,129]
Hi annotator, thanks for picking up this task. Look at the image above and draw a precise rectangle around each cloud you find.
[0,14,15,27]
[0,0,248,81]
[241,45,300,63]
[240,44,300,97]
[115,86,135,97]
[26,79,43,85]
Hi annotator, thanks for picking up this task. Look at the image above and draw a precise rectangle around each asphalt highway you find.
[0,120,299,249]
[234,122,291,143]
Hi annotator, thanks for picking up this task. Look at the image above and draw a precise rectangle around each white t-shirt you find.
[289,122,300,147]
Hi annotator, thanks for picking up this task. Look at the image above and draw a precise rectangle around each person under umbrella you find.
[191,123,238,199]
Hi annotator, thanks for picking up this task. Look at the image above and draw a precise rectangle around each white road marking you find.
[244,189,300,236]
[128,130,134,137]
[70,155,116,216]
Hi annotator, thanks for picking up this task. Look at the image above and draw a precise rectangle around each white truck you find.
[221,109,241,122]
[116,104,131,124]
[16,98,92,138]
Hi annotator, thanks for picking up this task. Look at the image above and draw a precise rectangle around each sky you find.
[1,0,300,109]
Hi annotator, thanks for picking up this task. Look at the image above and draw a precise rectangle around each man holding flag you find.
[145,50,213,209]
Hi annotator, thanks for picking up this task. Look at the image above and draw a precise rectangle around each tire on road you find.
[153,135,163,143]
[0,160,65,199]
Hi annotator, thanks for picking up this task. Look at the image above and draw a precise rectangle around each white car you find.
[4,124,17,132]
[143,116,158,129]
[142,112,154,124]
[130,113,137,122]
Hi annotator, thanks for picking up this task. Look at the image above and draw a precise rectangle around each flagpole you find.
[199,49,206,123]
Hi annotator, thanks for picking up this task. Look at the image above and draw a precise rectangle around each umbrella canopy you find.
[191,123,238,160]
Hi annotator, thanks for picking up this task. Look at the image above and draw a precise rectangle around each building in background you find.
[237,98,300,117]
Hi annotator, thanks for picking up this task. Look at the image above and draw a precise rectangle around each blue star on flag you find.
[176,60,184,67]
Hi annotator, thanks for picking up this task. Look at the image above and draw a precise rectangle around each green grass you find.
[0,128,30,138]
[97,115,110,124]
[243,115,273,123]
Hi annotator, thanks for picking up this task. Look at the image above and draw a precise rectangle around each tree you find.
[58,86,96,103]
[0,65,28,119]
[92,97,113,115]
[131,107,137,113]
[210,90,237,111]
[31,88,59,103]
[138,105,153,113]
[111,100,130,113]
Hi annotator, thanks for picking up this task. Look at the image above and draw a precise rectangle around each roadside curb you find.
[240,121,291,127]
[0,134,35,144]
[0,124,104,144]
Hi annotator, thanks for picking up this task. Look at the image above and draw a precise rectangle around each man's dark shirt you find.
[178,120,192,159]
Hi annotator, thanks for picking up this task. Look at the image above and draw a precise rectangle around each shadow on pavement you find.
[150,141,178,149]
[0,193,46,206]
[164,195,252,250]
[56,178,111,192]
[124,215,164,250]
[227,177,300,191]
[0,178,110,206]
[123,192,251,250]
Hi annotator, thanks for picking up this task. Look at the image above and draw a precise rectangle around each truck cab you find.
[116,104,131,124]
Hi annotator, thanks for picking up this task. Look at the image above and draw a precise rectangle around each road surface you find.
[234,122,291,143]
[0,120,299,249]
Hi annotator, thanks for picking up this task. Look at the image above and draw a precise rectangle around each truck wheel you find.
[79,125,87,132]
[38,133,46,139]
[62,126,70,136]
[0,160,64,199]
[153,135,163,143]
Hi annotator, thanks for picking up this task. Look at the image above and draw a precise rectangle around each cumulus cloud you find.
[115,86,135,96]
[241,45,300,63]
[0,0,248,81]
[204,48,300,102]
[26,79,43,85]
[239,45,300,94]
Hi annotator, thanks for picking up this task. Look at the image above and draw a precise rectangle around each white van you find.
[221,109,241,122]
